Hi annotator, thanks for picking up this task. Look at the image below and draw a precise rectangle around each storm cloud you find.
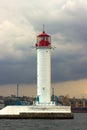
[0,0,87,84]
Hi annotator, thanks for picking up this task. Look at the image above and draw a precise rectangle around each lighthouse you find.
[0,26,73,119]
[35,28,51,105]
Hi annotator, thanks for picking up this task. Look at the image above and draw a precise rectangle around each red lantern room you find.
[35,30,51,47]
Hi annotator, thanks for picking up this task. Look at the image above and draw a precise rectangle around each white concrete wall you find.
[37,48,51,103]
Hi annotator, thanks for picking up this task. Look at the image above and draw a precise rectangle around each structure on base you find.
[35,27,52,105]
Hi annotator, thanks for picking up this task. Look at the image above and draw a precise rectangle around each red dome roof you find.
[37,31,50,37]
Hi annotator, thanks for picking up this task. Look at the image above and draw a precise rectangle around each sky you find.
[0,0,87,97]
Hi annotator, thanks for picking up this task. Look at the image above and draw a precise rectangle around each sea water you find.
[0,113,86,130]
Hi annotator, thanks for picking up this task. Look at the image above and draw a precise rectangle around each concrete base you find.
[0,105,74,119]
[0,113,73,119]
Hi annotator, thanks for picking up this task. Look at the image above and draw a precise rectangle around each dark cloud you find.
[51,50,87,82]
[0,56,37,84]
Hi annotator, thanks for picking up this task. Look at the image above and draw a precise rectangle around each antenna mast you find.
[43,24,45,33]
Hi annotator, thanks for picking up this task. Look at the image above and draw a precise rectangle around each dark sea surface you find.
[0,113,87,130]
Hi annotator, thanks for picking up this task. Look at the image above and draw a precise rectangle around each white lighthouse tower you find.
[35,28,51,105]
